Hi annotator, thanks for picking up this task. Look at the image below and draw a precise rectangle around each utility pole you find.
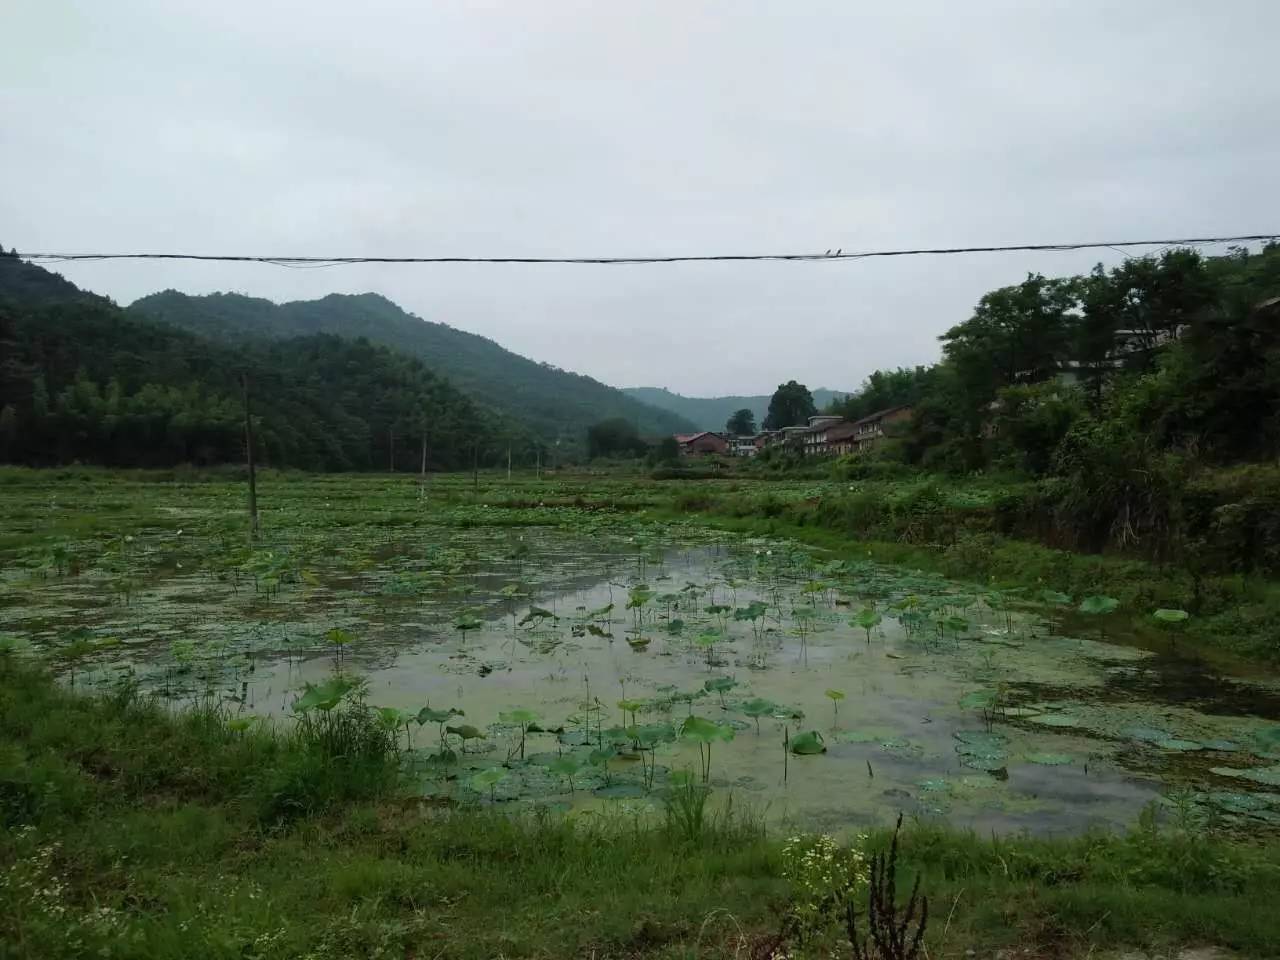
[507,444,512,481]
[535,446,541,480]
[241,373,259,541]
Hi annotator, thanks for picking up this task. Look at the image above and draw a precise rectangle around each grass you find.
[5,466,1280,957]
[5,656,1280,959]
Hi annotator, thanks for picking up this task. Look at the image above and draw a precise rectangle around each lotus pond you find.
[4,470,1280,835]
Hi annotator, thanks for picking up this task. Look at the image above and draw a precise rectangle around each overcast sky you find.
[5,2,1280,397]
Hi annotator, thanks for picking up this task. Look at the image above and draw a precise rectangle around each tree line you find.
[819,244,1280,473]
[0,250,512,471]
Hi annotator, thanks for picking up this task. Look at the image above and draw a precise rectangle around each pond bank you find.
[4,659,1280,959]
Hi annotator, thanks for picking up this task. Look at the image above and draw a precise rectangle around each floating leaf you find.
[417,706,462,725]
[790,730,827,755]
[1125,726,1173,743]
[1026,752,1074,765]
[1152,608,1189,624]
[548,756,580,778]
[679,715,735,743]
[740,698,777,718]
[1030,714,1079,728]
[518,606,555,626]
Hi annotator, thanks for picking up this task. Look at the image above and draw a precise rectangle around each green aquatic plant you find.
[453,609,484,638]
[373,706,415,751]
[703,676,737,708]
[585,602,614,623]
[293,675,359,714]
[851,607,881,643]
[694,627,722,666]
[470,766,507,802]
[518,606,555,628]
[416,706,463,756]
[587,745,617,785]
[500,707,540,759]
[548,755,580,792]
[446,722,486,752]
[790,730,827,755]
[958,687,1003,731]
[617,698,645,726]
[323,627,355,669]
[679,714,735,783]
[825,689,845,726]
[741,697,777,734]
[734,600,768,640]
[626,585,653,627]
[1079,594,1120,638]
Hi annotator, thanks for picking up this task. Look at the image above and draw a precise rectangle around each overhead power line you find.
[17,233,1279,268]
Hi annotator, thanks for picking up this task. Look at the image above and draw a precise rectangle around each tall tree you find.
[763,381,816,430]
[725,408,756,435]
[586,418,646,459]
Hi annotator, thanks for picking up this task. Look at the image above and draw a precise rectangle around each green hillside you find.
[622,386,849,432]
[0,251,497,470]
[128,290,695,444]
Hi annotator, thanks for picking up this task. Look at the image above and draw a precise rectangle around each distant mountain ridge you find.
[622,386,850,432]
[127,290,695,444]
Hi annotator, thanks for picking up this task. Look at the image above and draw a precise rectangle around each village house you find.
[674,431,729,456]
[767,407,914,456]
[849,405,912,451]
[800,415,844,456]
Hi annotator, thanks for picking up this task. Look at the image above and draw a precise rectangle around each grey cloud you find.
[4,0,1279,395]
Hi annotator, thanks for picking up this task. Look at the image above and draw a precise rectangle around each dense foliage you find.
[0,251,498,470]
[763,380,818,430]
[725,407,756,435]
[129,288,695,448]
[585,417,648,459]
[881,245,1280,471]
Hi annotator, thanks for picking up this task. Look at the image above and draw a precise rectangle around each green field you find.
[4,468,1280,958]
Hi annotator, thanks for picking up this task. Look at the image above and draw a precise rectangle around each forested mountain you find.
[622,387,848,432]
[128,290,694,442]
[0,251,499,470]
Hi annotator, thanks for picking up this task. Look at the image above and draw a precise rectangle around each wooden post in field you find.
[419,431,428,500]
[535,447,541,480]
[241,373,260,541]
[507,445,512,481]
